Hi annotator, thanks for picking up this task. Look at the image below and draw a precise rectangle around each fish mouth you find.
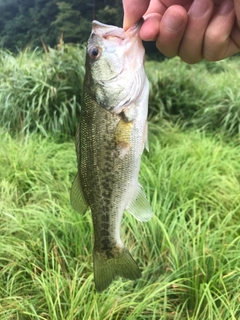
[91,20,143,41]
[125,18,144,37]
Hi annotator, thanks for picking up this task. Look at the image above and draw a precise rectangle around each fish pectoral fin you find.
[126,183,153,222]
[93,247,141,292]
[70,172,88,215]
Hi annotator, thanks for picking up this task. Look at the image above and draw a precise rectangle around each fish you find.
[70,20,153,292]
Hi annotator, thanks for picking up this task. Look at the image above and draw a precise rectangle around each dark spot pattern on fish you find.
[101,214,109,221]
[78,93,139,248]
[100,229,110,237]
[100,222,110,230]
[71,20,151,291]
[99,239,115,258]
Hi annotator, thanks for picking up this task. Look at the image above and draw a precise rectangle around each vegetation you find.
[0,46,240,318]
[0,45,85,137]
[1,47,240,137]
[147,57,240,136]
[0,0,123,52]
[0,125,240,319]
[0,0,161,58]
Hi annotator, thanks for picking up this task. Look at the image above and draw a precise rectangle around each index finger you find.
[123,0,151,30]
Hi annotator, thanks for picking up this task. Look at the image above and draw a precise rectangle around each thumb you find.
[123,0,150,30]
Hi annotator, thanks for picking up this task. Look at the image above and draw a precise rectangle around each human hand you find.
[123,0,240,63]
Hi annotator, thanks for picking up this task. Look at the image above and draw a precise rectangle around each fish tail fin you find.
[93,246,141,292]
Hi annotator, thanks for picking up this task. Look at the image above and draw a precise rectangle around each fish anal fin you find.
[126,183,153,222]
[93,247,141,292]
[70,173,88,215]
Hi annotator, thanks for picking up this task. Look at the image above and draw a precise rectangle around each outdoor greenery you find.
[0,45,85,137]
[147,57,240,136]
[0,125,240,319]
[0,0,161,58]
[0,0,123,51]
[1,46,240,138]
[0,45,240,319]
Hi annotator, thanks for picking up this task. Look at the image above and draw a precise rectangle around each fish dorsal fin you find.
[70,173,88,215]
[126,183,153,222]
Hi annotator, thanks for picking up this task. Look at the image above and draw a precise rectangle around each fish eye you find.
[88,46,101,60]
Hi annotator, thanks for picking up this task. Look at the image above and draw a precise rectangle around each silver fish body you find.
[71,20,153,292]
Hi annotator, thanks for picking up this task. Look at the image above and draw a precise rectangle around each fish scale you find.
[78,94,124,242]
[70,20,153,292]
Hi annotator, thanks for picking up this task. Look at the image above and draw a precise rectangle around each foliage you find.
[96,4,123,27]
[0,0,123,52]
[52,2,91,43]
[0,0,59,51]
[0,126,240,319]
[0,45,85,137]
[1,48,240,138]
[0,46,240,318]
[147,56,240,136]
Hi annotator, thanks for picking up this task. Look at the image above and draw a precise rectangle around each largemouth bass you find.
[71,20,153,292]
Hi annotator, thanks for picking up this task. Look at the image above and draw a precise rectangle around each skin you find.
[123,0,240,63]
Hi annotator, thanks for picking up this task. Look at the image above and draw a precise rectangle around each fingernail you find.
[218,0,234,16]
[190,0,210,18]
[163,13,184,31]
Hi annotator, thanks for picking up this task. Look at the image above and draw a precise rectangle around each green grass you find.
[147,57,240,136]
[0,124,239,319]
[1,47,240,138]
[0,46,85,137]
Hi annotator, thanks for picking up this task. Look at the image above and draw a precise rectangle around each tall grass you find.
[0,45,85,137]
[147,57,240,136]
[1,47,240,138]
[0,125,239,319]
